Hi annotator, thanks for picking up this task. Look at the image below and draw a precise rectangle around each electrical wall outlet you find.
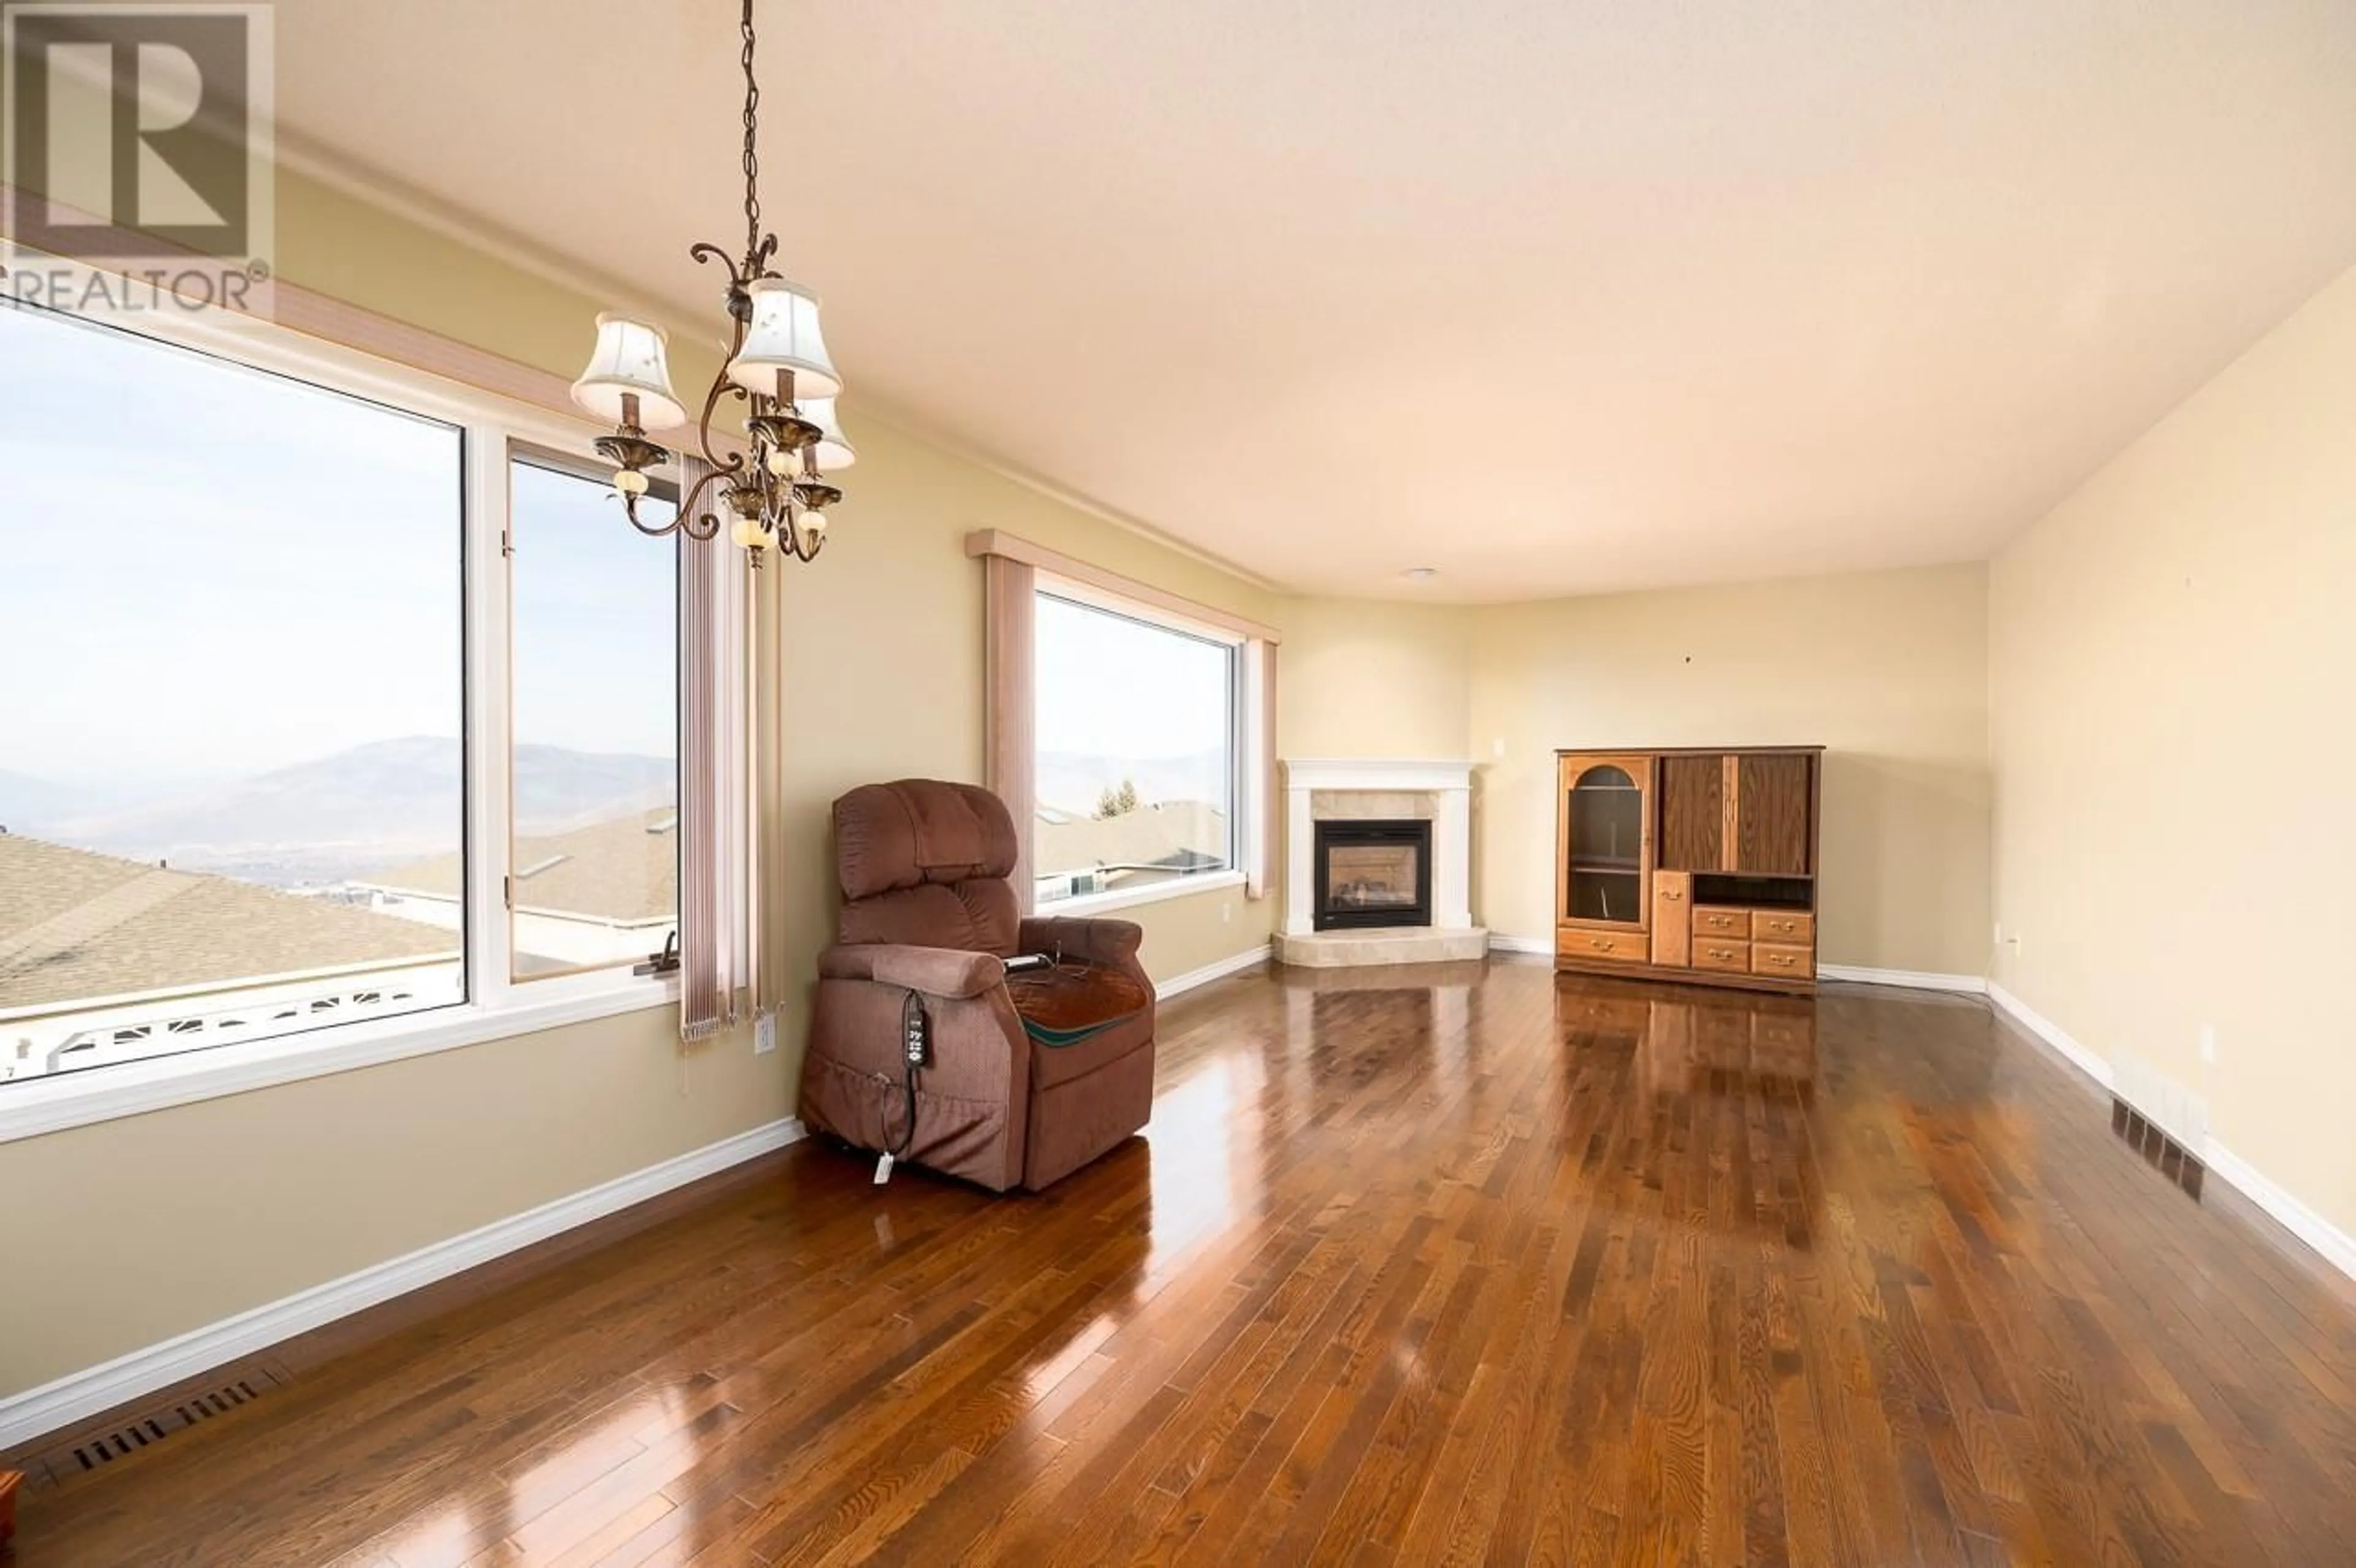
[1222,901,1232,924]
[754,1014,777,1056]
[2199,1024,2217,1065]
[1493,736,1506,758]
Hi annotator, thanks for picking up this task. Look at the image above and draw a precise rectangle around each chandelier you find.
[567,0,851,564]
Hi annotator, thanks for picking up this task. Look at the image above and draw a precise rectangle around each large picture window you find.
[1,301,468,1081]
[1,283,699,1115]
[1032,587,1239,906]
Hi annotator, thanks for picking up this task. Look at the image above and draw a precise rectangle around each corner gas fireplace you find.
[1312,819,1433,931]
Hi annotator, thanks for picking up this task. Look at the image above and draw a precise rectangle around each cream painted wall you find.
[1277,598,1472,761]
[0,178,1280,1402]
[0,1008,782,1394]
[1990,263,2356,1240]
[1467,566,1993,974]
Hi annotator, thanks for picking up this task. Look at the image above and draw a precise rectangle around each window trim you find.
[0,269,679,1143]
[1038,867,1249,920]
[0,978,676,1144]
[1030,569,1252,911]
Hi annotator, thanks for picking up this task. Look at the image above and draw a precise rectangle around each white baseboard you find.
[2199,1139,2356,1284]
[0,1116,804,1453]
[1985,980,2115,1091]
[1156,943,1271,1000]
[1486,933,1555,957]
[1987,982,2356,1285]
[1818,964,1988,995]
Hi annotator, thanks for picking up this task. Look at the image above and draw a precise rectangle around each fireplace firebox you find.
[1312,819,1433,931]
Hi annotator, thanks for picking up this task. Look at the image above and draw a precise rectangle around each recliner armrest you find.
[1019,916,1144,970]
[818,943,1006,999]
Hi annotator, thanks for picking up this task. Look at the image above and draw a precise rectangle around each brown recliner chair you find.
[799,780,1157,1191]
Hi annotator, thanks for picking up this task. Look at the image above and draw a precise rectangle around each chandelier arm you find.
[688,240,747,292]
[781,517,823,563]
[691,377,751,479]
[618,486,720,541]
[679,463,731,531]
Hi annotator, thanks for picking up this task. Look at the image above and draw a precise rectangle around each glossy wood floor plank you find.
[16,959,2356,1566]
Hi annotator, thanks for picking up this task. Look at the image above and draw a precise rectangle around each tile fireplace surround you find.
[1276,758,1488,967]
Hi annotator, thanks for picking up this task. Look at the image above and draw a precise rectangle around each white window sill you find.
[0,978,679,1145]
[1033,869,1248,920]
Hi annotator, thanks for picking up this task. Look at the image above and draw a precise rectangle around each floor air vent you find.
[28,1369,287,1485]
[2112,1097,2205,1201]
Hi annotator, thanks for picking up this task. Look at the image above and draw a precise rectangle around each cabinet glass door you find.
[1566,761,1645,924]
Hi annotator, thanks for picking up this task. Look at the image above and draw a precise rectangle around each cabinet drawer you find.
[1752,942,1814,980]
[1750,910,1814,944]
[1693,938,1751,973]
[1563,928,1650,963]
[1693,907,1750,940]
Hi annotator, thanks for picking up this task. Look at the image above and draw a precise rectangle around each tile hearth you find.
[1272,924,1492,967]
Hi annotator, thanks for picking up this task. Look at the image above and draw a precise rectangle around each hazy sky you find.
[1,301,675,786]
[1034,591,1232,765]
[510,459,677,758]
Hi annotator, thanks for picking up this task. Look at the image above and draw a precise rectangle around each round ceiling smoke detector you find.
[1402,566,1439,583]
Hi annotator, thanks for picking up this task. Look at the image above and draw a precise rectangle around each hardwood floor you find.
[15,958,2356,1566]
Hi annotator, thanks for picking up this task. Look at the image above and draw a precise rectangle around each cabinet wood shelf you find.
[1554,747,1823,996]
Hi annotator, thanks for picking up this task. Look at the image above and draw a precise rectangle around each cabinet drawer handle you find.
[1661,890,1684,902]
[1592,938,1610,950]
[1708,948,1734,960]
[1768,954,1796,967]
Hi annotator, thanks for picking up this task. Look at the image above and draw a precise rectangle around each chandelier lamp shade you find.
[728,280,841,398]
[572,316,689,432]
[567,0,853,564]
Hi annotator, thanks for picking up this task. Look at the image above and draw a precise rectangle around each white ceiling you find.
[272,1,2356,601]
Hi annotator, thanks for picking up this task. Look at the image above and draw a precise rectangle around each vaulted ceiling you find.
[272,1,2356,600]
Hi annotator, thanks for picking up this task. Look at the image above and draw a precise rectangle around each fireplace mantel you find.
[1278,758,1481,964]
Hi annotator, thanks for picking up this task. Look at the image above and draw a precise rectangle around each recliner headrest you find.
[834,780,1018,901]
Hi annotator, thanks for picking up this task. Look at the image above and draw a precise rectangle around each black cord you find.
[885,991,926,1159]
[890,1056,919,1159]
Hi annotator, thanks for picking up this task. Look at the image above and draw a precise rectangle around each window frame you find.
[0,272,677,1145]
[1028,571,1254,918]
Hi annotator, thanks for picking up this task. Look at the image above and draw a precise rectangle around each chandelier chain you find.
[740,0,761,263]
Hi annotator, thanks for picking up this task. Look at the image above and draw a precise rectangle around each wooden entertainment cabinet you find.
[1553,746,1823,994]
